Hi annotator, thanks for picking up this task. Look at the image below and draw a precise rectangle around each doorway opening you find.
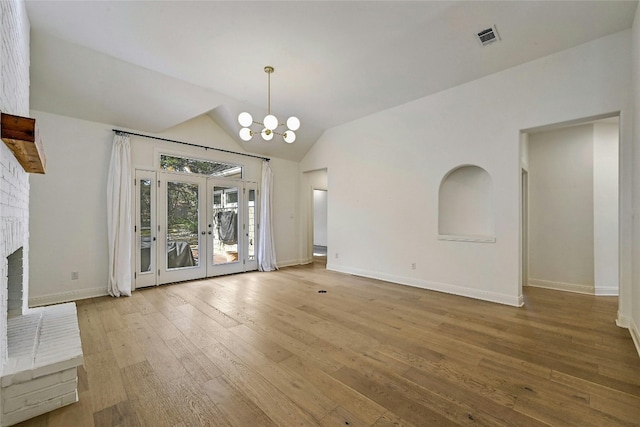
[521,114,620,297]
[303,169,328,267]
[313,189,328,263]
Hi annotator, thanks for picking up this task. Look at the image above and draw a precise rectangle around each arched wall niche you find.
[438,164,496,242]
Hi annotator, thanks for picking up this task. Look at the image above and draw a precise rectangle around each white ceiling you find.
[25,1,638,161]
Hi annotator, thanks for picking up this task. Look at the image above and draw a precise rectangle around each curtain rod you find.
[112,129,270,162]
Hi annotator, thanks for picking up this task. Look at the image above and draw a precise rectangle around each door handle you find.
[201,231,206,235]
[208,231,212,235]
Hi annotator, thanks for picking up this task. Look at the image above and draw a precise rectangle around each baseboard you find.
[527,278,594,295]
[616,310,630,328]
[29,287,107,307]
[594,286,619,296]
[629,318,640,358]
[277,257,313,268]
[327,264,522,307]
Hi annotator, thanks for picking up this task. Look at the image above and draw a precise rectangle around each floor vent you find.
[477,25,500,46]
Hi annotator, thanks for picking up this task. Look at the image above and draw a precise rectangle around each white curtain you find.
[258,160,278,271]
[107,133,132,296]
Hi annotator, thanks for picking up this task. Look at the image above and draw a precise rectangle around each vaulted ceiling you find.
[26,1,637,161]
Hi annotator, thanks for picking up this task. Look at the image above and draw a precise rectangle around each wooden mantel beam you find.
[1,113,46,174]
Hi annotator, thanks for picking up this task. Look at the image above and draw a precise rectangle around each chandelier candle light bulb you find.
[238,66,299,144]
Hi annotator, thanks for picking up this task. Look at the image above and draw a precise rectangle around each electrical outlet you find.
[411,263,416,270]
[335,252,339,259]
[71,272,79,280]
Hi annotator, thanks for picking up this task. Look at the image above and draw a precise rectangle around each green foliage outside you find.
[167,181,199,245]
[160,154,239,176]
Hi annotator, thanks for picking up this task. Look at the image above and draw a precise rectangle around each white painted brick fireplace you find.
[1,2,83,425]
[2,303,82,426]
[0,0,32,390]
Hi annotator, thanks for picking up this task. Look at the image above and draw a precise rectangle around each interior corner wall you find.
[630,5,640,354]
[268,157,300,267]
[300,30,632,307]
[520,132,529,170]
[300,169,328,264]
[28,111,300,303]
[528,125,595,292]
[313,190,328,247]
[28,111,114,305]
[593,122,619,296]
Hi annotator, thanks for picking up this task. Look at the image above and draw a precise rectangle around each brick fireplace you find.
[0,0,32,396]
[0,2,82,426]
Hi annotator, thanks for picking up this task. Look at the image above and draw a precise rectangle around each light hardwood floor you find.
[15,260,640,426]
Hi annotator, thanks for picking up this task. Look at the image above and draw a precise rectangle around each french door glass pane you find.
[139,179,152,273]
[167,181,199,269]
[248,189,256,261]
[212,185,239,264]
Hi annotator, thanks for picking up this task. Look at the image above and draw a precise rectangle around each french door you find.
[134,170,258,289]
[135,171,158,288]
[207,178,258,276]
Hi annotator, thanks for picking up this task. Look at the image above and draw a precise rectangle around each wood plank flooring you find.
[15,260,640,426]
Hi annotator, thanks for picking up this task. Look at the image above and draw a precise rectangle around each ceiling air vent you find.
[476,25,500,46]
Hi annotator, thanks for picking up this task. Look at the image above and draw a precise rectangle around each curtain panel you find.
[107,133,132,296]
[258,161,278,271]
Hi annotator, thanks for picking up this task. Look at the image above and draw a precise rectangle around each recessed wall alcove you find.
[438,164,495,242]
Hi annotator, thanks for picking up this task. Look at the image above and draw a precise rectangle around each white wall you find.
[28,111,300,303]
[593,122,619,295]
[300,30,632,307]
[528,122,619,295]
[528,125,595,292]
[313,190,328,246]
[269,157,300,267]
[630,5,640,355]
[520,132,529,170]
[29,112,116,304]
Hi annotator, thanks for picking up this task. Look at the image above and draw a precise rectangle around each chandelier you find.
[238,66,300,144]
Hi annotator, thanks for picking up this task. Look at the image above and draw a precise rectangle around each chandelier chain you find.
[267,67,271,115]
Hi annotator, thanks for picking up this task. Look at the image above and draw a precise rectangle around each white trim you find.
[327,264,522,307]
[616,310,630,328]
[437,234,496,243]
[159,153,243,178]
[527,278,594,295]
[152,146,251,176]
[629,318,640,359]
[278,258,312,268]
[28,287,107,307]
[594,286,619,296]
